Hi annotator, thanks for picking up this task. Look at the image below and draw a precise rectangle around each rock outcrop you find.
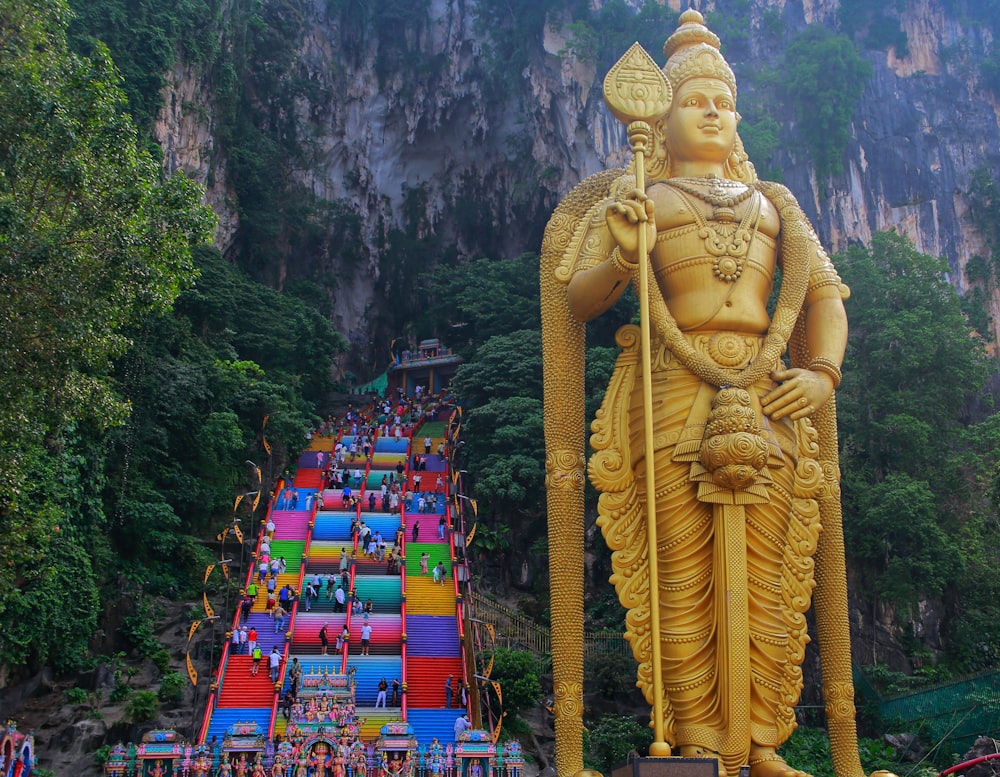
[152,0,1000,344]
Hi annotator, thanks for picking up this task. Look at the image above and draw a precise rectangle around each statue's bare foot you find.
[748,747,810,777]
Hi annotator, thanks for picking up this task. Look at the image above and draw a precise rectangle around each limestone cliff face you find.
[152,0,1000,350]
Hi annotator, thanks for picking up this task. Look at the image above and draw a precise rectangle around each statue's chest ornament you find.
[668,178,762,282]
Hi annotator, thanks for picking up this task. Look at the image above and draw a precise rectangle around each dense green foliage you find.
[560,0,678,71]
[106,245,344,596]
[584,714,653,772]
[68,0,218,130]
[783,26,872,178]
[836,0,909,57]
[778,727,915,777]
[0,0,345,674]
[0,0,210,669]
[489,648,543,718]
[837,230,1000,672]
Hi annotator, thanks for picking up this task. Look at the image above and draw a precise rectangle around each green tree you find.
[490,648,543,718]
[783,26,872,178]
[68,0,219,129]
[418,253,543,357]
[838,231,989,483]
[585,714,653,773]
[103,246,344,596]
[0,0,212,649]
[837,230,996,623]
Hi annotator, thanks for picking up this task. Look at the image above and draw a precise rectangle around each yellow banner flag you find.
[186,652,197,687]
[233,494,244,512]
[203,564,215,585]
[233,525,243,544]
[263,436,272,455]
[203,592,214,619]
[187,620,200,643]
[252,489,261,511]
[221,561,230,580]
[470,498,478,517]
[466,524,476,547]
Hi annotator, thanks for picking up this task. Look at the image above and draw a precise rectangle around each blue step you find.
[280,657,346,692]
[405,616,461,657]
[375,439,409,453]
[206,707,272,742]
[347,656,403,705]
[357,514,402,538]
[407,708,465,745]
[313,512,355,542]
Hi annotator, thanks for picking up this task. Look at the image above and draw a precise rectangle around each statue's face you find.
[664,77,737,165]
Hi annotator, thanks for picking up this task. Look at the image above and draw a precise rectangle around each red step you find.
[295,470,323,488]
[404,656,464,709]
[217,656,280,708]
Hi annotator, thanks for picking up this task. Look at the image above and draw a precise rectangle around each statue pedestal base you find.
[612,757,723,777]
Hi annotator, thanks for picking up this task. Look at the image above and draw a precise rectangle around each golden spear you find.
[603,42,673,757]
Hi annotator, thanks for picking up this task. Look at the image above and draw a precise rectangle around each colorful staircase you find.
[200,446,328,743]
[198,399,472,750]
[401,414,465,746]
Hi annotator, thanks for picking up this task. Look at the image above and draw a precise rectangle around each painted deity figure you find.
[311,743,331,777]
[192,753,210,776]
[542,10,876,777]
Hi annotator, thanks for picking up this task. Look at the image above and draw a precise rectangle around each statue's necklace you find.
[668,181,762,282]
[668,176,755,210]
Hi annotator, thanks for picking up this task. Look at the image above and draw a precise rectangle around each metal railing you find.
[467,593,630,661]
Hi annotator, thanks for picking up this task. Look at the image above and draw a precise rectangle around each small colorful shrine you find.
[0,721,35,777]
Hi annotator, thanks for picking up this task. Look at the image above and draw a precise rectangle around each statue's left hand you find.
[762,367,835,421]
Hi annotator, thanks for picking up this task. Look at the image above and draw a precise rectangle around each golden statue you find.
[541,11,877,777]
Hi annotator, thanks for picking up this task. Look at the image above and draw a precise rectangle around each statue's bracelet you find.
[609,246,639,275]
[808,358,842,389]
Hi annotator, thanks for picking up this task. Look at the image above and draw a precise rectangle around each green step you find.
[404,543,451,576]
[350,576,403,608]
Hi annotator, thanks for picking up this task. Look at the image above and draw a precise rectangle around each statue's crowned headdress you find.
[644,8,754,182]
[662,9,737,98]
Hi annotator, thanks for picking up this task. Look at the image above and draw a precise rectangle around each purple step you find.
[238,613,289,653]
[405,616,461,657]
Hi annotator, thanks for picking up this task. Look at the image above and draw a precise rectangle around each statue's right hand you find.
[606,188,655,261]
